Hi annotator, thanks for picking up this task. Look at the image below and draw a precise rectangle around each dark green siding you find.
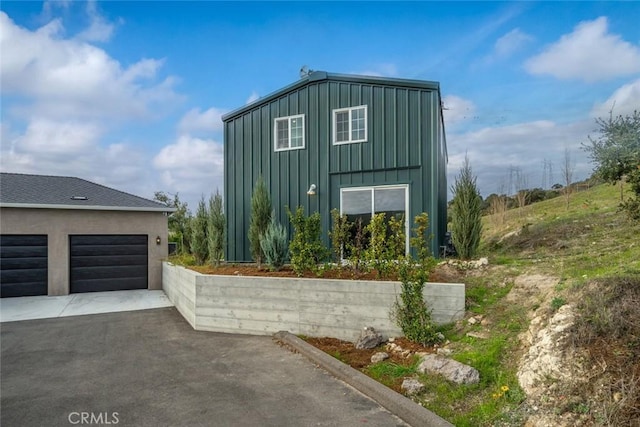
[224,73,447,262]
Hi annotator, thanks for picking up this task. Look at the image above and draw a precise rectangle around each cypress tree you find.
[248,176,272,266]
[450,155,483,260]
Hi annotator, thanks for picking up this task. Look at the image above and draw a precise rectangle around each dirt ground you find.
[188,262,463,283]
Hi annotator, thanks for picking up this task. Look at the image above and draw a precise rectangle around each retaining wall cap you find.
[273,331,453,427]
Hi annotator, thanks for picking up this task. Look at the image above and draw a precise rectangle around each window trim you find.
[332,105,368,145]
[339,184,410,254]
[274,114,305,152]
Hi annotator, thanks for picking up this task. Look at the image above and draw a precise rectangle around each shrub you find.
[392,259,441,345]
[190,196,209,265]
[248,176,272,266]
[207,191,225,267]
[329,209,351,264]
[365,213,388,277]
[450,155,483,259]
[387,214,406,260]
[260,213,288,271]
[347,218,369,274]
[410,212,436,273]
[287,206,329,276]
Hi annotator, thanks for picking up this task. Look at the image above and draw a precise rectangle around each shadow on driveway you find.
[1,307,406,427]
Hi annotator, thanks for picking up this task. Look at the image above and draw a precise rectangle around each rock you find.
[467,317,478,325]
[436,348,453,356]
[466,331,489,339]
[401,378,424,395]
[418,354,480,385]
[371,352,389,363]
[355,327,384,349]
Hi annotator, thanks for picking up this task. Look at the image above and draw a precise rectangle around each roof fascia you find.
[0,203,177,213]
[222,71,440,122]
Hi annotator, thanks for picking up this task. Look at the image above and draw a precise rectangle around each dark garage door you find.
[70,235,148,293]
[0,235,48,298]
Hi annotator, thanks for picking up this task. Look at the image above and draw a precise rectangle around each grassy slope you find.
[415,183,640,426]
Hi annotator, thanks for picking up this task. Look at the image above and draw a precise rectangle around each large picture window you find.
[274,114,305,151]
[333,105,367,144]
[340,185,409,255]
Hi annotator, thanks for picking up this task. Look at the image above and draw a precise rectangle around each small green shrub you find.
[260,213,288,271]
[347,218,369,274]
[387,214,406,260]
[365,213,389,277]
[287,206,329,276]
[329,209,351,263]
[392,259,441,345]
[550,296,567,311]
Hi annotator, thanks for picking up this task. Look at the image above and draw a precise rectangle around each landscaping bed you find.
[303,336,435,393]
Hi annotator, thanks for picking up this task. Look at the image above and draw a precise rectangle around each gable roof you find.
[0,173,175,213]
[222,70,441,122]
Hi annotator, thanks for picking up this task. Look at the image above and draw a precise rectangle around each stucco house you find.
[222,71,447,262]
[0,173,174,297]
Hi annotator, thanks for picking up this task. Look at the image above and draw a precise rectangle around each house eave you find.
[0,203,177,213]
[222,71,441,122]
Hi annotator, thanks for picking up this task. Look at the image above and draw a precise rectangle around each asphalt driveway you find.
[1,307,406,427]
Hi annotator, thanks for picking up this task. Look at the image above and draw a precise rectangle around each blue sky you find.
[1,1,639,210]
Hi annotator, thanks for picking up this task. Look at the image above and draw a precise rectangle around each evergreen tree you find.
[208,191,225,266]
[248,176,272,265]
[450,155,483,259]
[191,196,209,265]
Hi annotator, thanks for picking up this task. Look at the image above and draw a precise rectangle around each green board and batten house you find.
[222,71,448,262]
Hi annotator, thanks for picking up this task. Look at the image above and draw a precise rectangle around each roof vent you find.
[70,196,88,201]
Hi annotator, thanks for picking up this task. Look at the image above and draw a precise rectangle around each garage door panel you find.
[70,244,147,257]
[0,245,48,258]
[70,235,148,293]
[71,277,147,293]
[71,235,147,246]
[0,235,47,246]
[1,281,50,298]
[71,265,147,281]
[0,257,47,270]
[1,268,47,284]
[0,235,48,297]
[70,254,148,268]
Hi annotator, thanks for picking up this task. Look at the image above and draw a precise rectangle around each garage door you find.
[0,235,48,298]
[70,235,148,293]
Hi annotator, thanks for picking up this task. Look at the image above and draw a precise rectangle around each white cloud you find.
[354,63,398,78]
[178,107,225,135]
[153,135,224,205]
[76,1,117,42]
[0,118,147,192]
[591,78,640,118]
[442,95,477,128]
[525,16,640,82]
[246,91,260,105]
[0,11,181,120]
[447,119,594,196]
[494,28,533,58]
[0,9,182,203]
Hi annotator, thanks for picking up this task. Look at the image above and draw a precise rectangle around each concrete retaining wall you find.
[163,262,465,342]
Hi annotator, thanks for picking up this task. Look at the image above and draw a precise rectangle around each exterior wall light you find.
[156,236,161,245]
[307,184,317,196]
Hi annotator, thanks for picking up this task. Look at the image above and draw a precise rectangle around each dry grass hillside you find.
[476,183,640,426]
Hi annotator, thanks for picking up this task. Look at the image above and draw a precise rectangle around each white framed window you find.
[340,184,409,255]
[333,105,367,145]
[274,114,305,151]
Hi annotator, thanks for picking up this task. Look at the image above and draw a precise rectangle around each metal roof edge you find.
[0,203,177,213]
[222,71,440,122]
